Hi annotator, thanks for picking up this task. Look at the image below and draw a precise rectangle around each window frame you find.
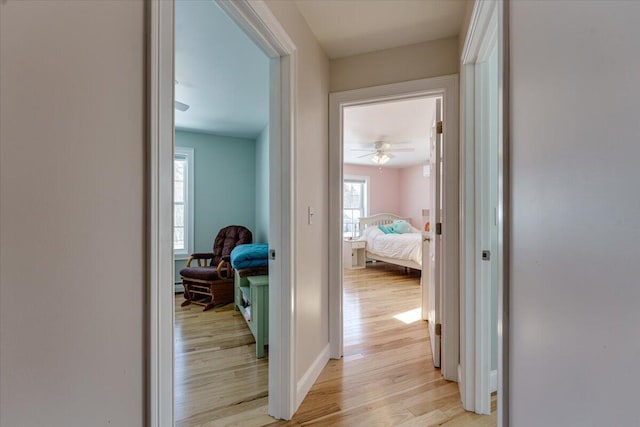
[343,174,370,238]
[174,146,194,259]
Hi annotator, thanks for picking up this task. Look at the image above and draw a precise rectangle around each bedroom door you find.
[475,40,499,412]
[427,97,443,368]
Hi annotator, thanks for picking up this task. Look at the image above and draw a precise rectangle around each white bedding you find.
[359,226,422,266]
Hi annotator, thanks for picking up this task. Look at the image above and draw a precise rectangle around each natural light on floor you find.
[393,307,422,324]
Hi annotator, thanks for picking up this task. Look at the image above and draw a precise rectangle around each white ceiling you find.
[174,0,269,138]
[343,97,436,168]
[295,0,467,59]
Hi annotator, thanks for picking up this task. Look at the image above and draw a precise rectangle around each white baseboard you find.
[296,343,330,409]
[489,369,497,393]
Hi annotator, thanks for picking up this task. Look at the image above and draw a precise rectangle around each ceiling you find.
[295,0,467,59]
[343,97,436,168]
[174,0,269,138]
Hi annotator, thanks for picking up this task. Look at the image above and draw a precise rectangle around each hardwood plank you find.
[174,262,496,426]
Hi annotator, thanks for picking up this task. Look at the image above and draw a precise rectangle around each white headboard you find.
[358,213,412,233]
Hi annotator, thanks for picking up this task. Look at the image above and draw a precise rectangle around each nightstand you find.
[343,239,366,269]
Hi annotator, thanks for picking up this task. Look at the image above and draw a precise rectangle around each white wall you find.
[0,1,145,425]
[330,37,459,92]
[510,1,640,425]
[264,0,331,383]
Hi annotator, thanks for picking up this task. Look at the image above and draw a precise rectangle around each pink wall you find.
[344,163,431,230]
[399,164,431,229]
[343,164,401,216]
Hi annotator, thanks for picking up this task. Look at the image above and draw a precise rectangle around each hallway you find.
[274,263,495,426]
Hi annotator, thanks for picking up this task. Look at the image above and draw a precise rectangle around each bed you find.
[357,213,425,270]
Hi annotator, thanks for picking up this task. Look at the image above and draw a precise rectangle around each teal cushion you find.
[378,224,395,234]
[391,220,412,234]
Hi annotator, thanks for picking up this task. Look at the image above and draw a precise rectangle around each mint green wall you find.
[254,125,269,242]
[174,130,256,283]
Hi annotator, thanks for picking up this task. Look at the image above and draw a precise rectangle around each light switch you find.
[308,206,314,225]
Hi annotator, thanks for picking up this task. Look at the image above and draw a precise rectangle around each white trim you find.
[296,344,330,409]
[148,1,175,425]
[329,76,459,382]
[459,64,476,412]
[173,146,194,258]
[459,0,507,419]
[149,0,299,423]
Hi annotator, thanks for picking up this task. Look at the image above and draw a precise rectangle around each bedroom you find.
[172,1,272,425]
[341,95,439,366]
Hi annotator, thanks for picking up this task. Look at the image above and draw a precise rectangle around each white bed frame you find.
[358,213,423,271]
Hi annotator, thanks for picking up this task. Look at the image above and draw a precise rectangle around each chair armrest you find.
[216,259,233,279]
[186,252,214,267]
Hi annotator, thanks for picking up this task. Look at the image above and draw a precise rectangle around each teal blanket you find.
[230,243,269,270]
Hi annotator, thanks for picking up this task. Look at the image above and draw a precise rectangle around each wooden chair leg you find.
[181,282,192,307]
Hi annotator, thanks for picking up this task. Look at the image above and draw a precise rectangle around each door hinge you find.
[435,222,442,235]
[435,323,442,336]
[269,249,276,260]
[436,121,443,134]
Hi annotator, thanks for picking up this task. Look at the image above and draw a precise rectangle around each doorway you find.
[340,96,437,365]
[460,0,506,422]
[172,1,272,423]
[147,0,297,423]
[329,75,459,382]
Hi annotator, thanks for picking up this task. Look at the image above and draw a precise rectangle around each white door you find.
[428,97,443,368]
[475,41,499,414]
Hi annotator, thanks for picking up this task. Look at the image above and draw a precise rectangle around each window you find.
[174,147,194,258]
[343,176,369,238]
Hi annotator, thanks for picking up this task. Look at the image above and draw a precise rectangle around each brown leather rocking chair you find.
[180,225,252,311]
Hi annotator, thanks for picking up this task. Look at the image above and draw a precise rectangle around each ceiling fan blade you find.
[357,153,374,158]
[386,148,415,152]
[175,100,190,112]
[350,148,376,152]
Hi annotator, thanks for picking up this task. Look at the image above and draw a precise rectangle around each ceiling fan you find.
[174,80,190,112]
[350,140,415,165]
[174,100,190,112]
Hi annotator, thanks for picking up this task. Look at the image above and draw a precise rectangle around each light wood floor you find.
[175,263,496,426]
[174,295,271,427]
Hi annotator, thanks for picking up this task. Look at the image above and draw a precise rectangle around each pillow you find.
[378,224,395,234]
[361,226,383,239]
[391,220,412,234]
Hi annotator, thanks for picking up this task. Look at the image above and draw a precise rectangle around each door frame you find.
[459,0,509,423]
[147,0,298,424]
[328,75,460,382]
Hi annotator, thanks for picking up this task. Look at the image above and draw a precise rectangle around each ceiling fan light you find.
[371,153,390,165]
